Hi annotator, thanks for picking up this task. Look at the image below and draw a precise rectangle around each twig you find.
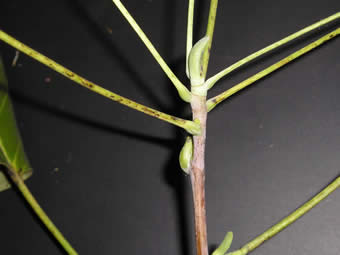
[189,2,219,255]
[190,94,208,255]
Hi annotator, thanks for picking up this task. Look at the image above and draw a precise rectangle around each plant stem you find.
[189,1,219,255]
[186,0,195,78]
[202,0,218,79]
[0,30,200,135]
[205,12,340,89]
[207,27,340,112]
[111,0,191,102]
[229,176,340,255]
[5,167,78,255]
[190,94,208,255]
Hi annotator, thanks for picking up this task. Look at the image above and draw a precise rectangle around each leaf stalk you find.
[205,12,340,90]
[227,176,340,255]
[0,30,200,135]
[111,0,191,102]
[207,28,340,112]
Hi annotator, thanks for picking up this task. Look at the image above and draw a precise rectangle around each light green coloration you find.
[201,0,218,80]
[212,232,233,255]
[111,0,192,102]
[226,176,340,255]
[0,56,32,192]
[207,28,340,112]
[205,12,340,90]
[0,30,200,135]
[189,36,210,88]
[193,118,201,126]
[179,136,193,174]
[186,0,195,78]
[226,250,243,255]
[184,121,201,136]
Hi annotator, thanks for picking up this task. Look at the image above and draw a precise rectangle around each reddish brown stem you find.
[190,94,208,255]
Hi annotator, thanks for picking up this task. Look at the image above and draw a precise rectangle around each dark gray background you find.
[1,0,340,254]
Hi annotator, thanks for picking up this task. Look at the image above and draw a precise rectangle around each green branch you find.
[111,0,191,102]
[201,0,218,80]
[0,30,200,135]
[207,28,340,112]
[227,176,340,255]
[205,12,340,90]
[5,166,78,255]
[186,0,195,78]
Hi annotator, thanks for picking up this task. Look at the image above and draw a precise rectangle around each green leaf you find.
[0,55,32,192]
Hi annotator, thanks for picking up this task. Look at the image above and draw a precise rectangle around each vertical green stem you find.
[202,0,219,79]
[186,0,195,78]
[6,167,78,255]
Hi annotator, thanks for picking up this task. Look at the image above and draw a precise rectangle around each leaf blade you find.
[0,55,32,192]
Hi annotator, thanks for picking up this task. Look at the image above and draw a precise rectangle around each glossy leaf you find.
[0,55,32,192]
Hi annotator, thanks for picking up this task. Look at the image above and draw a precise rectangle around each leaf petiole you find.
[227,176,340,255]
[205,12,340,90]
[207,28,340,112]
[0,30,200,135]
[111,0,192,102]
[186,0,195,78]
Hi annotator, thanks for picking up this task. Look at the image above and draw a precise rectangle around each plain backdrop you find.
[0,0,340,254]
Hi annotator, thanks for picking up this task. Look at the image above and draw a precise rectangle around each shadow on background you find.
[10,88,175,149]
[160,1,193,255]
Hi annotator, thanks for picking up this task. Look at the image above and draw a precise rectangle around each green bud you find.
[179,136,193,174]
[212,232,234,255]
[188,36,210,87]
